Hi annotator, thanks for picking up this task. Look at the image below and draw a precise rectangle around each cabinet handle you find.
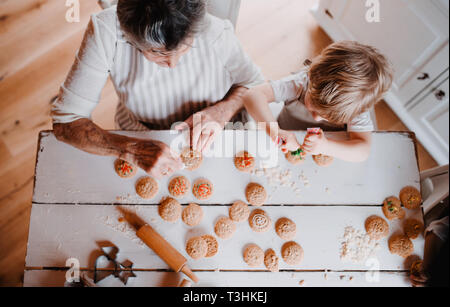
[417,73,430,81]
[325,9,334,19]
[435,90,446,101]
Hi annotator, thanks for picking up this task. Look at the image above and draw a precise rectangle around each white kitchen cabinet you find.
[311,0,449,164]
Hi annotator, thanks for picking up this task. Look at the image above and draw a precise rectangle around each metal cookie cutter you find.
[94,244,136,285]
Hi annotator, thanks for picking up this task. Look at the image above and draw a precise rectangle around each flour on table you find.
[251,166,302,196]
[339,226,380,263]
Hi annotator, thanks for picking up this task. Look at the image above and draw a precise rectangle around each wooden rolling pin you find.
[118,207,198,283]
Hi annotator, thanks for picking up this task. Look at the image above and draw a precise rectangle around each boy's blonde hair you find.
[307,41,394,124]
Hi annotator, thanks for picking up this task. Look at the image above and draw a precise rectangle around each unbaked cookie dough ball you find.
[158,197,182,222]
[192,178,214,200]
[275,217,297,240]
[404,218,424,239]
[135,176,158,199]
[281,241,304,265]
[243,244,264,267]
[364,215,389,240]
[312,154,333,167]
[114,159,137,178]
[186,236,208,260]
[400,186,422,209]
[229,200,250,222]
[180,147,203,171]
[388,234,414,258]
[214,217,236,239]
[201,234,219,258]
[248,209,272,233]
[182,203,204,227]
[168,176,190,198]
[382,196,405,220]
[245,183,267,206]
[264,248,279,272]
[234,151,255,172]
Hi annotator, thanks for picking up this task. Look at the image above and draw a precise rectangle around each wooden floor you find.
[0,0,437,286]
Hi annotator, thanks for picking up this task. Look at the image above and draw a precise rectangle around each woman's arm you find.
[54,119,183,178]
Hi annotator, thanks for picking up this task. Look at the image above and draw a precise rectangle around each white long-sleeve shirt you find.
[52,7,264,130]
[270,69,374,132]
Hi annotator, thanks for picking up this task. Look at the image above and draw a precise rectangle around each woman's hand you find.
[302,130,329,155]
[122,139,183,179]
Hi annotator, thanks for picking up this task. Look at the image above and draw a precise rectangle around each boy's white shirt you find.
[269,70,374,132]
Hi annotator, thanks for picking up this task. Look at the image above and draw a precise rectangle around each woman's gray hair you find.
[117,0,207,51]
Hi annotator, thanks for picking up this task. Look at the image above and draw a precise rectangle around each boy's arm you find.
[305,131,372,162]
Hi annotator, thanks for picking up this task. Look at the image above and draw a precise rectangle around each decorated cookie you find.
[243,244,264,267]
[388,234,414,258]
[201,234,219,258]
[181,203,204,227]
[404,218,424,239]
[245,183,267,206]
[364,215,389,240]
[382,196,405,220]
[186,236,208,260]
[248,209,271,233]
[180,147,203,171]
[168,176,190,198]
[281,241,304,265]
[312,154,334,167]
[275,217,297,240]
[192,178,214,200]
[158,197,182,222]
[400,186,422,209]
[234,151,255,172]
[135,176,158,199]
[229,200,250,222]
[214,217,236,239]
[114,159,137,178]
[285,147,306,165]
[264,248,279,272]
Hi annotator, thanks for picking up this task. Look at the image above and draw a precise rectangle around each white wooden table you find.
[24,130,424,287]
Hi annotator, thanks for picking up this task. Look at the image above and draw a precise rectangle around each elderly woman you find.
[53,0,263,178]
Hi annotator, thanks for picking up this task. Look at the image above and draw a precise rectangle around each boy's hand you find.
[302,130,329,155]
[275,130,301,153]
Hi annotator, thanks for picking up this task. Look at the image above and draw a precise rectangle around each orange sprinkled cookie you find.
[285,147,306,165]
[382,196,405,220]
[404,218,424,239]
[114,159,137,178]
[312,154,334,167]
[135,176,158,199]
[399,186,422,209]
[168,176,190,198]
[192,178,214,200]
[245,183,267,206]
[180,147,203,171]
[234,151,255,172]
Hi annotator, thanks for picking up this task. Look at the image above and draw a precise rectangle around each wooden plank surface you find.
[24,270,412,287]
[32,131,420,205]
[25,204,424,271]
